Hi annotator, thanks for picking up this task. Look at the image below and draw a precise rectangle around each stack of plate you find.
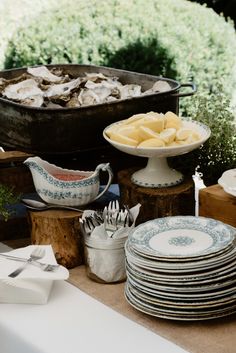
[125,216,236,321]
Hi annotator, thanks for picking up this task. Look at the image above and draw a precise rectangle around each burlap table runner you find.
[68,266,236,353]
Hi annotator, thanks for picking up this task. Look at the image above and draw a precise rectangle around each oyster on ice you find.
[78,88,100,106]
[0,65,174,108]
[84,72,109,82]
[119,84,142,99]
[21,95,44,107]
[2,79,44,102]
[143,80,172,95]
[27,66,62,83]
[84,80,113,102]
[66,94,81,108]
[45,77,81,98]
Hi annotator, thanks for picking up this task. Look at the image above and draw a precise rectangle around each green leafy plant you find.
[173,88,236,185]
[0,0,60,69]
[0,184,20,221]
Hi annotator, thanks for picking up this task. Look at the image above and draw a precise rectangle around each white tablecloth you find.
[0,279,189,353]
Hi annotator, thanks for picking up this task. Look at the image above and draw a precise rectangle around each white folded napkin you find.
[0,245,69,304]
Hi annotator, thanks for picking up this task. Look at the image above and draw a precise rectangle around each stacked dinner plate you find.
[125,216,236,321]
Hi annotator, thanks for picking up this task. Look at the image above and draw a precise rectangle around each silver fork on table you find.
[8,247,45,278]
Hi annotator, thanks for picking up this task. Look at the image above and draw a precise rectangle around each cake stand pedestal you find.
[118,168,194,224]
[131,156,183,188]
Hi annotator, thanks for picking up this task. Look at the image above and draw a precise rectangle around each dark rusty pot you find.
[0,64,196,154]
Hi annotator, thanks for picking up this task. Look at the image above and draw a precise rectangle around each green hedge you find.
[4,0,236,106]
[0,0,59,69]
[2,0,236,182]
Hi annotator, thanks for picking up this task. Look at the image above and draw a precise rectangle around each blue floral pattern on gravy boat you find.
[24,156,113,206]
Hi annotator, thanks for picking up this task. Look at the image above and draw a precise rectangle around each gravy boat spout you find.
[24,156,113,207]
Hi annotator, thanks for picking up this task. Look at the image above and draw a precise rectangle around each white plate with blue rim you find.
[127,269,236,294]
[126,280,236,310]
[124,282,236,321]
[125,239,236,272]
[128,216,235,259]
[126,274,236,301]
[125,259,236,286]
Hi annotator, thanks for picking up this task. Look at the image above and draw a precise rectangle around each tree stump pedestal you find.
[199,184,236,228]
[118,168,194,224]
[28,209,83,269]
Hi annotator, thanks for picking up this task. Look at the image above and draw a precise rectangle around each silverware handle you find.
[8,262,28,278]
[49,205,85,212]
[0,253,59,271]
[24,204,84,212]
[0,253,28,262]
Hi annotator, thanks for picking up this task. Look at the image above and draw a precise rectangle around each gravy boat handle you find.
[93,163,113,201]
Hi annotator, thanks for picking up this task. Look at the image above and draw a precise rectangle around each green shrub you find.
[4,0,236,105]
[2,0,236,182]
[172,87,236,185]
[0,0,60,69]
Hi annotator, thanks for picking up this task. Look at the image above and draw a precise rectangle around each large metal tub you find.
[0,64,196,154]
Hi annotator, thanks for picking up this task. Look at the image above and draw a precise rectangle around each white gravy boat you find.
[24,156,113,207]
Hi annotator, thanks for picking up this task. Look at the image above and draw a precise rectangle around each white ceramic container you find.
[24,156,113,206]
[103,119,211,188]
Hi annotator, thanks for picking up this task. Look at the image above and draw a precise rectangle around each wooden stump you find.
[118,168,194,224]
[199,184,236,227]
[28,209,83,269]
[0,150,34,193]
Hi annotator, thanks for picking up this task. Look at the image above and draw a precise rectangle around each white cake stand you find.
[103,120,211,188]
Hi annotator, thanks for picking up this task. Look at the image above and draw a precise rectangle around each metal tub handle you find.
[172,82,197,98]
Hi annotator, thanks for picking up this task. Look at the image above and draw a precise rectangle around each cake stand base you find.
[131,157,183,188]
